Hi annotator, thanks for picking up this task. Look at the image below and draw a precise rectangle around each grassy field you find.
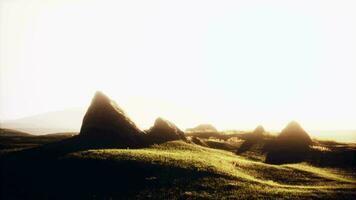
[1,129,355,199]
[63,141,356,199]
[0,128,76,154]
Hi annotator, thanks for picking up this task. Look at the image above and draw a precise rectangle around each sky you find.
[1,0,356,133]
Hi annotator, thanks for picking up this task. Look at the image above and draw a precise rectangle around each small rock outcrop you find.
[190,136,208,147]
[79,91,145,148]
[265,121,312,164]
[146,117,186,144]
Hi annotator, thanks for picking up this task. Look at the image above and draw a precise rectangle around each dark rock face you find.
[146,117,186,144]
[186,124,218,132]
[277,121,312,146]
[237,125,265,153]
[12,92,151,158]
[79,91,145,148]
[265,121,312,164]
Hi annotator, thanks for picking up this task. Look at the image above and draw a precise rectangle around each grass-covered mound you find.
[3,141,354,199]
[65,141,356,199]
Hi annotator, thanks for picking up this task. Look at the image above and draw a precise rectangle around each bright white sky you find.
[1,0,356,132]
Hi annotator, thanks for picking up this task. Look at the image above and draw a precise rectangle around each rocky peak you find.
[279,121,312,144]
[146,117,186,144]
[79,91,144,148]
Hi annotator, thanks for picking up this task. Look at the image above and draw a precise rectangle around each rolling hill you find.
[1,141,355,199]
[1,92,355,199]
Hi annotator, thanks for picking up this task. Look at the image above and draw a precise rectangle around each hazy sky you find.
[1,0,356,131]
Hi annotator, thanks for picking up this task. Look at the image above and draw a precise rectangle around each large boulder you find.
[146,117,186,144]
[79,91,145,148]
[265,121,312,164]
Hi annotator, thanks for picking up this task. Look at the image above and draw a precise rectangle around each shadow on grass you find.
[1,151,218,200]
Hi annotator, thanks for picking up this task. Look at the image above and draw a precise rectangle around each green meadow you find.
[66,141,356,199]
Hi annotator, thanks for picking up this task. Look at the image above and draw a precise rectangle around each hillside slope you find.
[2,141,354,199]
[66,141,356,199]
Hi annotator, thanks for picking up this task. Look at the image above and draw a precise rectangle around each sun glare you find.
[0,0,356,139]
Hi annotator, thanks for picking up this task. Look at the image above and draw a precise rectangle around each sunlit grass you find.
[67,141,356,198]
[284,163,356,184]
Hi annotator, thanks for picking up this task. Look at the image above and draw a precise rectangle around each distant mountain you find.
[309,130,356,143]
[186,124,218,132]
[0,128,31,137]
[0,108,85,135]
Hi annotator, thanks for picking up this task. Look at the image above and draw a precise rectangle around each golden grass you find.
[68,141,356,193]
[284,163,356,184]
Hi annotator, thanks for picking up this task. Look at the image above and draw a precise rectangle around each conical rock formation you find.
[79,91,145,148]
[278,121,312,145]
[146,117,186,144]
[265,121,312,164]
[253,125,265,136]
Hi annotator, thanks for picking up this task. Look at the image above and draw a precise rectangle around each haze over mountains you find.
[0,108,85,134]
